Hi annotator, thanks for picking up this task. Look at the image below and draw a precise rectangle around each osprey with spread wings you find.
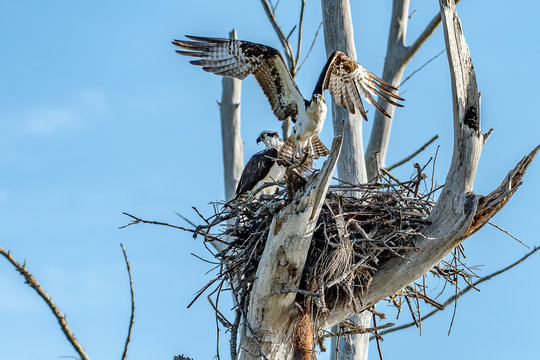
[173,35,403,158]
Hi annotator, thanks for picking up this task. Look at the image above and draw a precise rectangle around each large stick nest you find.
[181,161,483,352]
[189,164,452,320]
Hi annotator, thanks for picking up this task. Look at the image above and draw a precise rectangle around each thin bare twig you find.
[120,212,225,244]
[447,249,459,335]
[0,245,90,360]
[120,212,187,231]
[386,135,439,171]
[294,0,306,69]
[373,314,384,360]
[487,221,529,249]
[230,310,242,360]
[374,246,540,339]
[175,212,197,228]
[260,0,295,70]
[403,0,462,64]
[297,22,323,73]
[120,243,135,360]
[321,321,394,339]
[400,49,445,87]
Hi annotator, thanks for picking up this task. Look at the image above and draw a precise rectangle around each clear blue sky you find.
[1,1,539,359]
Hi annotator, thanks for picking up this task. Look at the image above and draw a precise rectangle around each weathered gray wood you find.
[365,0,461,181]
[238,137,343,360]
[365,0,409,181]
[321,0,367,185]
[329,312,370,360]
[220,30,243,202]
[320,1,370,357]
[322,0,490,328]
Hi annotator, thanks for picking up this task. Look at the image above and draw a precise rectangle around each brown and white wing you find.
[173,35,305,121]
[279,135,329,164]
[310,136,330,158]
[235,149,277,198]
[314,51,404,120]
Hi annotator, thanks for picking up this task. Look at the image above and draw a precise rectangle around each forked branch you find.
[365,0,462,180]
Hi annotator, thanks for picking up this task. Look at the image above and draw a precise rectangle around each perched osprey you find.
[235,130,286,200]
[173,35,403,158]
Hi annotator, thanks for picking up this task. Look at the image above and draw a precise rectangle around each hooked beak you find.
[256,136,263,144]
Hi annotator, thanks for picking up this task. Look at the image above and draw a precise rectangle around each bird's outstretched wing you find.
[313,51,404,120]
[173,36,305,121]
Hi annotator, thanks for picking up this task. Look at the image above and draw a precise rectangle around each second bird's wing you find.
[314,51,404,120]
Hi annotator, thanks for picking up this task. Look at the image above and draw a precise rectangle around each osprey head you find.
[306,93,327,121]
[257,130,283,149]
[311,93,325,104]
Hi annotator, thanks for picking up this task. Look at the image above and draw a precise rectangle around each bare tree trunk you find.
[321,0,367,185]
[238,137,343,360]
[220,30,243,202]
[329,312,370,360]
[365,0,409,180]
[365,0,460,180]
[320,1,369,358]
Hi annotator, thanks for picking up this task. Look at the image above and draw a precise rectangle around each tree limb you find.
[260,0,295,71]
[321,0,367,184]
[365,0,409,179]
[0,245,90,360]
[468,144,540,236]
[321,1,370,357]
[365,0,461,180]
[403,0,461,64]
[386,135,439,171]
[374,246,540,338]
[295,0,306,67]
[120,243,135,360]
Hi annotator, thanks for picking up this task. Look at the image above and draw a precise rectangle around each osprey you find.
[235,130,286,200]
[173,35,404,158]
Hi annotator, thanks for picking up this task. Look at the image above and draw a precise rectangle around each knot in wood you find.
[463,106,479,131]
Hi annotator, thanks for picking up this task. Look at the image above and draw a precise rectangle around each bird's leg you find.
[309,139,315,158]
[294,136,304,160]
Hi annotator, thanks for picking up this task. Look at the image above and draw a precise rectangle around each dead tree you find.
[226,1,539,359]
